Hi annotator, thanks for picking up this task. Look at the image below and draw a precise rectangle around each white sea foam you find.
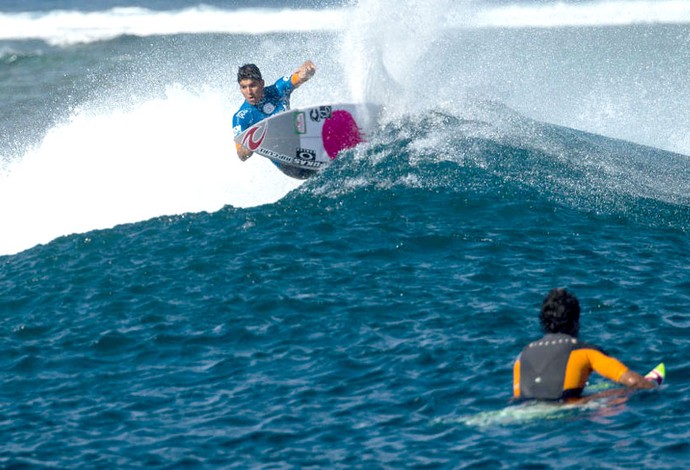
[0,6,346,46]
[0,87,302,256]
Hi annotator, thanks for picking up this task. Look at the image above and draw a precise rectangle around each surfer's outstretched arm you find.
[291,60,316,88]
[570,370,658,404]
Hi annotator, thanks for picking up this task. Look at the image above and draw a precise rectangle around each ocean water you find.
[2,0,690,467]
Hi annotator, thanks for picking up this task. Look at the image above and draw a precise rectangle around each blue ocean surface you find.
[2,0,690,467]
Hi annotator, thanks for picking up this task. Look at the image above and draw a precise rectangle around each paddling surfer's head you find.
[237,64,265,105]
[539,288,580,336]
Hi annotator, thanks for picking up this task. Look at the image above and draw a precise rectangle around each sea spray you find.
[0,86,301,256]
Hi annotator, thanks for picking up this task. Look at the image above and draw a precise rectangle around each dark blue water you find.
[2,0,690,467]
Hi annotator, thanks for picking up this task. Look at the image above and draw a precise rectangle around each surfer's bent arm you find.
[232,116,253,161]
[291,60,316,88]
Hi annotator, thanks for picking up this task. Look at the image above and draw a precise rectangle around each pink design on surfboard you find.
[322,110,364,160]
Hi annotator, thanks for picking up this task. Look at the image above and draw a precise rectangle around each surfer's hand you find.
[619,370,656,389]
[298,60,316,82]
[236,144,253,161]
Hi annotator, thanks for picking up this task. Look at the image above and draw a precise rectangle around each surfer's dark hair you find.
[539,288,580,336]
[237,64,263,83]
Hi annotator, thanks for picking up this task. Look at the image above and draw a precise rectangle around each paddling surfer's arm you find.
[572,368,657,404]
[587,349,658,390]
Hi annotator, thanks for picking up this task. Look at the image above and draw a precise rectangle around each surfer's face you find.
[239,78,265,105]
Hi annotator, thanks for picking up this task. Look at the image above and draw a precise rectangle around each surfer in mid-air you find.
[232,61,317,162]
[513,288,657,402]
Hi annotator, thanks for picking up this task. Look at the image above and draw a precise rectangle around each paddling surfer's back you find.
[513,288,656,401]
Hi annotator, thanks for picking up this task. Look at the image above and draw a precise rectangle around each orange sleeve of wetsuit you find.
[563,348,629,390]
[513,358,521,398]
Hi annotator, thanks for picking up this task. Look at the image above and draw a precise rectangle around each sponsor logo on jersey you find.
[262,103,276,114]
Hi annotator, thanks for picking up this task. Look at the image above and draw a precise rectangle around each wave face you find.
[2,1,690,467]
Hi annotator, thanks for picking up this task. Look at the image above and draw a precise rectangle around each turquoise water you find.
[2,1,690,467]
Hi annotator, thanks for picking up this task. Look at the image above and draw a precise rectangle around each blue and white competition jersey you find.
[232,76,295,137]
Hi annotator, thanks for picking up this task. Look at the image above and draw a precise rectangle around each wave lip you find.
[0,6,347,46]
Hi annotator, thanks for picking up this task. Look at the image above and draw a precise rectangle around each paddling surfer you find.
[513,288,657,402]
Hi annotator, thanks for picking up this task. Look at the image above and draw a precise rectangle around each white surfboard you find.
[234,103,381,178]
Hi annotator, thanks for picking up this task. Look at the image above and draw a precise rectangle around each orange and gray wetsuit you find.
[513,333,629,400]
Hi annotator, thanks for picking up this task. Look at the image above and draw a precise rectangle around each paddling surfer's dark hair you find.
[237,64,263,83]
[539,288,581,336]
